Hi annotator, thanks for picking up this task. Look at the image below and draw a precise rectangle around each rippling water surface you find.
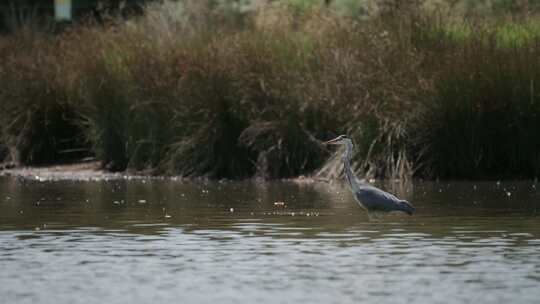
[1,177,539,304]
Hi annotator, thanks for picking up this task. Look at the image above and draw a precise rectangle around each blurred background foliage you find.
[1,0,540,180]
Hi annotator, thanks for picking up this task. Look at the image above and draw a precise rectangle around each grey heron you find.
[324,135,415,215]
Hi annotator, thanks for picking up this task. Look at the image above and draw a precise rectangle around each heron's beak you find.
[323,137,341,145]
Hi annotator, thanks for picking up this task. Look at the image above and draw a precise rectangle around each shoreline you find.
[1,162,536,183]
[0,161,159,182]
[0,161,327,183]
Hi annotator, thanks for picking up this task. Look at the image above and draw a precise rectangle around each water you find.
[1,177,539,304]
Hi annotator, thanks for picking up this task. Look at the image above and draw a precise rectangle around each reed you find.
[412,19,540,179]
[2,1,540,180]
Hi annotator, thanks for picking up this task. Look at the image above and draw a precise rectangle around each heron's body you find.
[324,135,415,215]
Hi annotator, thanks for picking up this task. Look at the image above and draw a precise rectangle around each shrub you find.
[2,1,540,180]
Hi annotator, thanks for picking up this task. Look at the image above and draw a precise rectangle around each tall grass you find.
[0,29,89,165]
[412,19,540,179]
[2,1,540,180]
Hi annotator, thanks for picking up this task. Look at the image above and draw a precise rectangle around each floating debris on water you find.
[230,208,234,213]
[274,201,285,207]
[164,214,172,219]
[138,199,147,204]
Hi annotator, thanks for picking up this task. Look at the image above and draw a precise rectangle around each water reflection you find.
[0,177,539,304]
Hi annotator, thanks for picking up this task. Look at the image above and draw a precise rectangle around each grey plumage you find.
[324,135,415,215]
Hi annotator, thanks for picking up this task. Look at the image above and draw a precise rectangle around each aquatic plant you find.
[0,31,88,165]
[412,21,540,179]
[2,1,540,180]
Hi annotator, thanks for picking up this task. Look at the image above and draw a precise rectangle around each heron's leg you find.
[367,211,384,221]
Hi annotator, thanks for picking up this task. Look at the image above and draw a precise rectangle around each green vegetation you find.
[1,0,540,180]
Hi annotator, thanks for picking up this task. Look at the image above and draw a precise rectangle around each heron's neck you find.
[342,142,361,192]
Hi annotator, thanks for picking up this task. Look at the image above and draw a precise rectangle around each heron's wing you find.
[355,185,402,211]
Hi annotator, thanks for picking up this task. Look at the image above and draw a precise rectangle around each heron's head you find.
[323,134,352,146]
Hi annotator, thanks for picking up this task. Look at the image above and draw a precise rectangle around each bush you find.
[0,31,89,165]
[2,1,540,180]
[413,22,540,179]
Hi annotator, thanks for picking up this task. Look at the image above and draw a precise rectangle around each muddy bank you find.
[0,161,152,182]
[0,161,324,183]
